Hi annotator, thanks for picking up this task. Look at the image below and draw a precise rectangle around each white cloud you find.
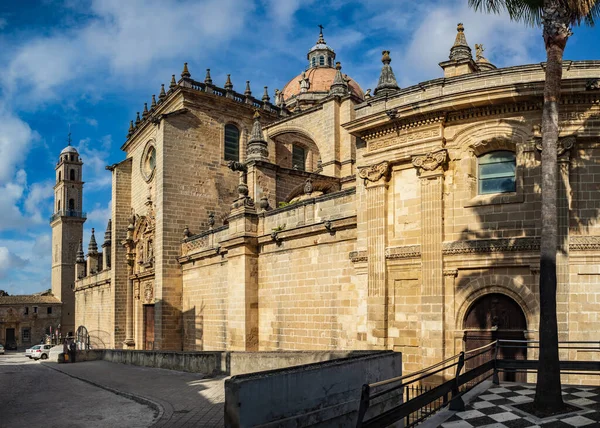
[263,0,312,26]
[24,181,55,224]
[0,104,35,182]
[1,0,253,107]
[0,247,27,279]
[75,136,112,192]
[395,1,541,87]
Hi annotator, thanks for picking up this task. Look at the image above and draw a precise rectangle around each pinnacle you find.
[169,74,177,89]
[205,69,212,85]
[159,84,166,100]
[374,50,400,96]
[262,86,270,103]
[181,62,191,79]
[225,74,233,91]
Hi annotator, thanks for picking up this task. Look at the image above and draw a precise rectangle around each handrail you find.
[357,340,600,428]
[368,352,464,388]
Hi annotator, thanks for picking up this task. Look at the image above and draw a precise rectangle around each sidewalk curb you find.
[41,362,164,425]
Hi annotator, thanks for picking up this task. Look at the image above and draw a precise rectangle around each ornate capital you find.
[412,149,447,175]
[535,135,575,157]
[358,161,390,185]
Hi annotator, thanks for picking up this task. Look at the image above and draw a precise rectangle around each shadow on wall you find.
[451,112,600,381]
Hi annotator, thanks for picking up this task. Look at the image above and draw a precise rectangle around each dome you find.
[60,145,78,155]
[282,67,364,101]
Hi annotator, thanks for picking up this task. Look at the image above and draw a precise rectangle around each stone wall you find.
[74,275,112,349]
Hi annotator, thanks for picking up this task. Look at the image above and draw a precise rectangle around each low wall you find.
[225,351,403,428]
[72,349,378,376]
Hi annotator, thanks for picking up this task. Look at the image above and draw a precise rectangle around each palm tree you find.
[469,0,599,413]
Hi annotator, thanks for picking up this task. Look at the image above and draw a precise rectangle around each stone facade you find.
[0,295,62,348]
[66,26,600,382]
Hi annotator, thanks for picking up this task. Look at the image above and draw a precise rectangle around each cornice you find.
[443,237,540,255]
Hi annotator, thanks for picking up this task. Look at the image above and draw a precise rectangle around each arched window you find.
[311,57,316,67]
[478,151,516,194]
[292,144,306,171]
[319,56,325,66]
[57,200,61,211]
[58,171,61,182]
[70,169,75,181]
[329,57,333,67]
[68,199,75,211]
[224,124,240,162]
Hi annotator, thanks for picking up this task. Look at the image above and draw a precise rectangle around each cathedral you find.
[51,25,600,375]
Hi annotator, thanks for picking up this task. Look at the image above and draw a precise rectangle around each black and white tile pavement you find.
[441,383,600,427]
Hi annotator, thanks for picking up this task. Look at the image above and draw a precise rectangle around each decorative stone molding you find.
[358,161,390,185]
[368,127,441,152]
[447,101,541,123]
[349,250,367,263]
[362,113,445,142]
[570,235,600,251]
[443,237,540,255]
[385,245,421,259]
[182,236,208,256]
[530,265,540,276]
[443,269,458,277]
[143,280,154,304]
[412,149,447,174]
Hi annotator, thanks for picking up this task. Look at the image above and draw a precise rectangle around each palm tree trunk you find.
[534,0,569,412]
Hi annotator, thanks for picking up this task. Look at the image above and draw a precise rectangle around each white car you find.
[31,344,53,360]
[0,344,4,355]
[25,345,41,359]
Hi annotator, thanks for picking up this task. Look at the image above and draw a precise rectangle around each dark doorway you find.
[6,328,16,348]
[144,305,155,350]
[463,293,527,382]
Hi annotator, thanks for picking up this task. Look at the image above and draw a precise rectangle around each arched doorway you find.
[463,293,527,382]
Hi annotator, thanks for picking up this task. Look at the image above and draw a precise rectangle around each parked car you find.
[31,344,53,360]
[5,341,17,350]
[0,344,4,355]
[25,345,41,359]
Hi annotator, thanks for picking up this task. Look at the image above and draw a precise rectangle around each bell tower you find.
[50,135,86,337]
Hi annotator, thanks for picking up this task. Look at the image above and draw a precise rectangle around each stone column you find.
[412,149,447,367]
[358,161,390,349]
[122,224,135,349]
[556,137,574,347]
[443,269,458,379]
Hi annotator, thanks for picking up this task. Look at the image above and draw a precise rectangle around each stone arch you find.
[451,119,530,158]
[269,129,321,172]
[455,274,538,333]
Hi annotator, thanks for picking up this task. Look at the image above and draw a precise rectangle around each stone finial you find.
[205,69,212,85]
[151,95,157,108]
[262,86,270,103]
[224,74,233,91]
[181,62,191,79]
[449,23,473,61]
[88,228,98,255]
[208,212,215,229]
[183,225,191,238]
[169,74,177,89]
[76,239,85,263]
[159,84,166,100]
[374,50,400,97]
[329,62,349,97]
[244,81,252,97]
[103,219,112,245]
[142,102,149,119]
[135,112,141,125]
[127,120,134,137]
[246,110,269,161]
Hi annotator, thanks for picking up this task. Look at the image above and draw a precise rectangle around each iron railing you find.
[49,210,87,222]
[356,340,600,428]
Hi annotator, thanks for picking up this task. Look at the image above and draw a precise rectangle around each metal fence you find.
[356,340,600,428]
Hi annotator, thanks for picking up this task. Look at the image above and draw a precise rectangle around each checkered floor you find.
[441,384,600,427]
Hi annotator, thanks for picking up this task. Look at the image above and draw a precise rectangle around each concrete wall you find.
[224,351,402,428]
[73,349,377,377]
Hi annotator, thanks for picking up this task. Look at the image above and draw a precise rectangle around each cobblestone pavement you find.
[0,352,156,428]
[441,383,600,427]
[43,359,226,427]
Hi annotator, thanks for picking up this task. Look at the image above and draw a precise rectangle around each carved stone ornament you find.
[358,161,390,184]
[349,250,367,263]
[134,283,140,300]
[385,245,421,259]
[143,281,154,303]
[585,79,600,91]
[412,149,447,174]
[535,135,575,157]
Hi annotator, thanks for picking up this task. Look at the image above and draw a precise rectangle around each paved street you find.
[0,351,157,427]
[0,351,226,427]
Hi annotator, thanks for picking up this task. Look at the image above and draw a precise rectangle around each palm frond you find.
[468,0,543,26]
[567,0,600,26]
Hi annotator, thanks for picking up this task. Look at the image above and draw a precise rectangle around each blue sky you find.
[1,0,599,295]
